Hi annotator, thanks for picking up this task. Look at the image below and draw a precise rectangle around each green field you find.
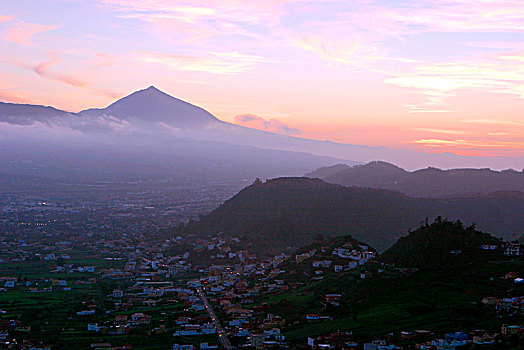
[257,260,524,342]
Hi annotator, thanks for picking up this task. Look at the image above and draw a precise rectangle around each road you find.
[197,287,233,350]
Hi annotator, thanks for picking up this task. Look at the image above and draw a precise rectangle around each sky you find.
[1,0,523,157]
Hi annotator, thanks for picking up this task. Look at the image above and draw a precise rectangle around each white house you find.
[87,323,99,332]
[173,345,193,350]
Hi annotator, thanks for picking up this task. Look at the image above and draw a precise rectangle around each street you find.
[197,287,233,350]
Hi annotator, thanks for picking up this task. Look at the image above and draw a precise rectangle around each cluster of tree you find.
[380,217,503,269]
[185,177,523,253]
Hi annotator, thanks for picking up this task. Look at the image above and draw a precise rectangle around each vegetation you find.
[185,177,524,253]
[252,219,524,342]
[380,217,503,268]
[0,252,194,349]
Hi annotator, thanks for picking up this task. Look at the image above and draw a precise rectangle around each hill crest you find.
[184,177,524,254]
[307,161,524,197]
[380,217,503,269]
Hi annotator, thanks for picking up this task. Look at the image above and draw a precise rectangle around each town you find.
[0,205,522,349]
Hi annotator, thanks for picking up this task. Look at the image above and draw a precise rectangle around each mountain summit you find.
[80,86,219,128]
[2,87,523,169]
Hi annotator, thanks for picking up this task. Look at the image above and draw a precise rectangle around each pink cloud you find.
[321,1,524,39]
[33,54,121,98]
[459,119,524,126]
[6,49,122,103]
[137,50,267,74]
[0,75,28,104]
[385,0,524,34]
[281,28,388,72]
[0,15,13,23]
[3,20,59,46]
[411,128,467,135]
[0,89,28,104]
[385,53,524,113]
[99,0,310,26]
[411,138,524,156]
[98,0,342,45]
[235,114,302,135]
[33,52,88,88]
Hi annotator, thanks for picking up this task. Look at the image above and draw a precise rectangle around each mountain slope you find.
[80,86,219,127]
[2,87,524,169]
[0,102,72,125]
[184,177,524,253]
[271,234,376,284]
[0,87,353,188]
[0,134,345,188]
[308,161,407,187]
[308,161,524,197]
[305,163,352,179]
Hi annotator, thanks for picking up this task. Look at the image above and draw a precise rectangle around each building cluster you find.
[0,197,523,349]
[306,327,524,349]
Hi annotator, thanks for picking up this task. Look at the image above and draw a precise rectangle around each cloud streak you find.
[235,114,302,135]
[3,20,59,46]
[459,119,524,126]
[0,15,13,23]
[385,53,524,113]
[33,52,88,87]
[137,50,267,74]
[411,128,467,135]
[99,0,311,26]
[411,138,524,153]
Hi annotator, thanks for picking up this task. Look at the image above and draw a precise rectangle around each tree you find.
[314,234,325,242]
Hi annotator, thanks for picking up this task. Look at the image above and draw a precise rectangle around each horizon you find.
[1,0,523,160]
[2,84,523,171]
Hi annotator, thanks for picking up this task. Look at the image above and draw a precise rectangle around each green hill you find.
[276,234,375,281]
[380,217,503,269]
[257,221,523,341]
[184,177,524,254]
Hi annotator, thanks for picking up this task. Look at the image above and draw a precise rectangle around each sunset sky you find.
[1,0,523,157]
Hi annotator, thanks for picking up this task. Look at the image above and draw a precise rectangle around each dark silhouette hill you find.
[380,218,503,269]
[185,177,524,253]
[306,161,524,197]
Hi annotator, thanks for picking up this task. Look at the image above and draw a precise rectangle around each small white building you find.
[173,345,193,350]
[87,323,99,332]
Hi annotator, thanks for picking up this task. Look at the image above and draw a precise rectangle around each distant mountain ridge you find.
[0,102,72,125]
[185,177,524,253]
[2,86,524,170]
[0,87,354,187]
[306,161,524,197]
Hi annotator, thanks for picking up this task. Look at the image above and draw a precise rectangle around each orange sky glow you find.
[1,0,523,157]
